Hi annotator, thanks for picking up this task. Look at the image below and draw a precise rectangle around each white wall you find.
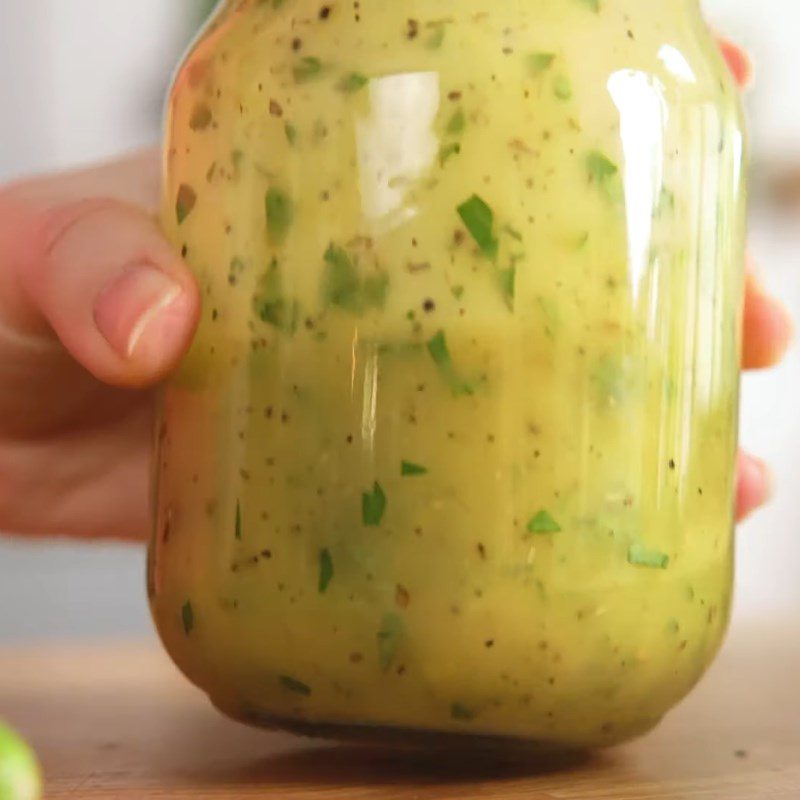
[0,0,201,181]
[703,0,800,163]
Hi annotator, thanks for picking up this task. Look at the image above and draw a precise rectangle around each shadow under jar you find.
[151,0,746,749]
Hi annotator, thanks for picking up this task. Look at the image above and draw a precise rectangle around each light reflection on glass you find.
[607,69,668,301]
[356,72,440,231]
[658,44,697,84]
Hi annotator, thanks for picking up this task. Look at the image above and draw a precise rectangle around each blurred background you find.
[0,0,797,639]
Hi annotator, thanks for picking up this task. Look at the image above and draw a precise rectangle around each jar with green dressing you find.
[151,0,746,748]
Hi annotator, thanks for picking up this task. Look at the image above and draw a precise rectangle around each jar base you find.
[211,695,595,759]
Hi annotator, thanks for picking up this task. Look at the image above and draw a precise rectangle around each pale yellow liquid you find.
[152,0,745,746]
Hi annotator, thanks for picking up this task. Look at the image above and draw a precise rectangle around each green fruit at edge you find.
[0,723,41,800]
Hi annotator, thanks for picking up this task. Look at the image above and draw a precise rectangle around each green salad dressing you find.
[152,0,745,747]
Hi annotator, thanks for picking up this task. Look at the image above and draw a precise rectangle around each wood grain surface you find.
[0,619,797,799]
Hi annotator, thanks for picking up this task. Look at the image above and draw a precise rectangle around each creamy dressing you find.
[151,0,745,746]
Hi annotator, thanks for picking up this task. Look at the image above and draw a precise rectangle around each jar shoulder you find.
[175,1,739,109]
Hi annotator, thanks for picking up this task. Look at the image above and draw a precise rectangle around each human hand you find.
[717,37,794,519]
[0,151,200,539]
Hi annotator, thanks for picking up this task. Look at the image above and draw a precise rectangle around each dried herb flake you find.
[181,601,194,635]
[318,548,334,593]
[279,675,312,696]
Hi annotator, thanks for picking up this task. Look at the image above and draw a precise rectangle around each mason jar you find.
[151,0,746,747]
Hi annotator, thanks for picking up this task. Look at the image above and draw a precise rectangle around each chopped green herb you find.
[553,75,573,100]
[428,331,453,367]
[322,244,389,314]
[265,187,294,244]
[181,601,194,635]
[439,142,461,166]
[293,56,323,83]
[401,460,428,476]
[586,151,621,200]
[579,0,601,11]
[377,612,404,672]
[574,231,590,249]
[526,510,561,534]
[657,187,676,215]
[284,122,298,145]
[592,355,628,404]
[446,107,466,135]
[235,500,242,540]
[176,184,197,225]
[318,548,334,593]
[425,24,446,49]
[426,330,474,396]
[667,618,681,634]
[279,675,312,696]
[339,71,369,93]
[451,284,465,300]
[586,150,618,182]
[457,194,498,260]
[628,543,670,570]
[253,261,299,334]
[323,245,361,312]
[362,272,390,308]
[362,482,387,526]
[528,52,555,75]
[497,267,516,310]
[451,703,476,721]
[503,225,523,242]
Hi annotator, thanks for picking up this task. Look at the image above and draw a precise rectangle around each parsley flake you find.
[181,601,194,635]
[293,56,323,83]
[457,194,498,260]
[339,72,369,93]
[279,675,312,696]
[176,184,197,225]
[362,482,387,526]
[526,510,561,534]
[265,187,294,244]
[628,543,670,569]
[401,461,428,476]
[318,548,334,593]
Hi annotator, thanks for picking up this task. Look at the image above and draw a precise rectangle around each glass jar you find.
[151,0,746,748]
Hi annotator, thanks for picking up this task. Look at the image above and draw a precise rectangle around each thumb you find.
[1,188,200,389]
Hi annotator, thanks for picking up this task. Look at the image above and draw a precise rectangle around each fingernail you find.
[94,264,182,358]
[759,459,776,505]
[739,455,775,520]
[745,274,795,366]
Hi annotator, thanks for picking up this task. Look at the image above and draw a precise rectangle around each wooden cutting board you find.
[0,618,798,799]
